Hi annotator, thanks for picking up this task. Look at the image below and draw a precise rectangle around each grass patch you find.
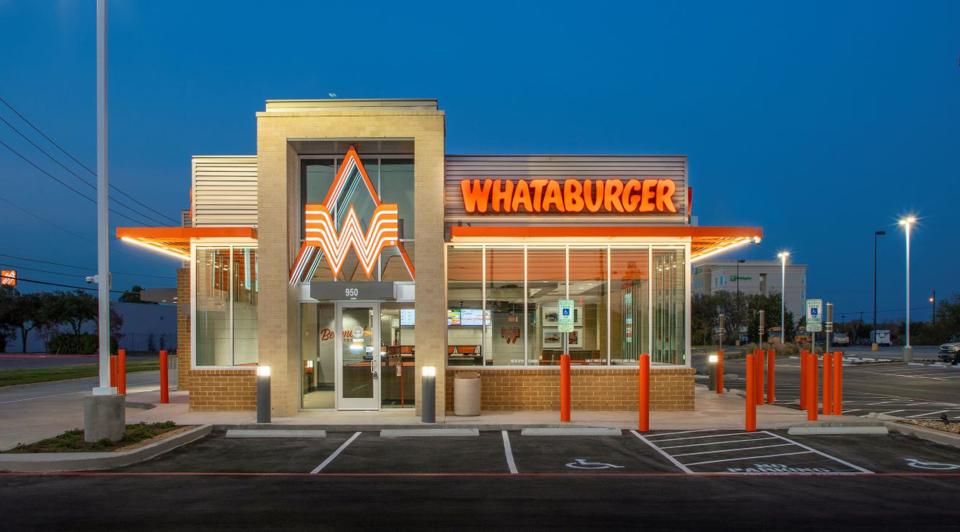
[5,422,179,453]
[0,360,159,388]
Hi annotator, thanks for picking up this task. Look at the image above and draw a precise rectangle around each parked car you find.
[938,336,960,363]
[872,330,892,347]
[833,332,850,346]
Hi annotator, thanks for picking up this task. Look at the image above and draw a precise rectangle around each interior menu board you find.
[400,308,415,326]
[448,309,461,326]
[460,308,484,326]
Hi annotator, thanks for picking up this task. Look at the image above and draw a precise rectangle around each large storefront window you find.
[195,246,258,367]
[446,244,687,367]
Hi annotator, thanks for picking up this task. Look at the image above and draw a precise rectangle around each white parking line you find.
[643,428,728,438]
[765,432,873,473]
[501,431,518,474]
[684,450,813,467]
[905,410,949,418]
[659,436,778,450]
[671,443,795,458]
[310,431,362,474]
[879,409,907,415]
[646,432,756,443]
[631,430,693,474]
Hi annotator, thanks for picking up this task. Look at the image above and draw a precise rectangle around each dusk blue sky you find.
[0,0,957,322]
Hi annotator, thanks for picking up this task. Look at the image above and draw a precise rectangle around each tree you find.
[46,291,98,335]
[6,292,54,353]
[0,286,17,352]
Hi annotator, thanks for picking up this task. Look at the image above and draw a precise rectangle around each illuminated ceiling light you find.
[690,237,754,264]
[120,236,189,260]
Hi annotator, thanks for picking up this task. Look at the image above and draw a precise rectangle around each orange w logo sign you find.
[290,146,414,284]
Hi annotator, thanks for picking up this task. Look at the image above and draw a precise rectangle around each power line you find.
[0,254,176,280]
[0,195,93,242]
[1,273,123,294]
[0,94,179,225]
[0,136,155,226]
[0,113,173,227]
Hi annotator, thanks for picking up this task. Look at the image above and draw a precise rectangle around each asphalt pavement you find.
[3,429,960,530]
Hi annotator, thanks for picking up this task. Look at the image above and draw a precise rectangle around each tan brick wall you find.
[185,369,257,411]
[444,367,694,412]
[176,267,191,391]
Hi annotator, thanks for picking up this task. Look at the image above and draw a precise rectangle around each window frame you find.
[191,241,260,370]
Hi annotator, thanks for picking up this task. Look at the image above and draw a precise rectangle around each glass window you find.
[301,303,336,409]
[526,248,567,365]
[446,247,484,366]
[379,159,415,240]
[610,248,649,365]
[380,303,415,408]
[653,248,685,365]
[486,248,525,366]
[569,248,608,365]
[195,246,259,367]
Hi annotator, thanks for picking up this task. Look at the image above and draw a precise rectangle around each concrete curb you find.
[883,420,960,450]
[0,425,212,472]
[226,429,326,438]
[521,427,622,437]
[787,426,888,436]
[380,428,479,438]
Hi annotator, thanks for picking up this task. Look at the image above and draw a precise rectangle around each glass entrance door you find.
[337,302,381,410]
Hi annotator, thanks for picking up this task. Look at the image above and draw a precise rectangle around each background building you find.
[693,261,807,320]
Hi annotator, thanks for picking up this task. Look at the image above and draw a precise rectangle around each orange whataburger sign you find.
[290,147,414,284]
[1,270,15,287]
[459,178,677,214]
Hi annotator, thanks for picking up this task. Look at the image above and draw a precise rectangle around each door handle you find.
[371,370,379,379]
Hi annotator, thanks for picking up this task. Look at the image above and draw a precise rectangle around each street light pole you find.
[899,216,916,362]
[777,252,789,343]
[930,290,936,325]
[736,259,744,344]
[873,230,885,350]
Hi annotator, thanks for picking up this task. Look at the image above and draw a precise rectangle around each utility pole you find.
[84,0,124,443]
[873,230,885,350]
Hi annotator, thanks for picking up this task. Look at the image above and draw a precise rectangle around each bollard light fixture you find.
[708,354,719,364]
[422,365,437,377]
[256,365,272,377]
[256,365,271,423]
[421,365,437,423]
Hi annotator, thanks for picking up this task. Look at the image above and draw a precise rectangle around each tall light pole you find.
[777,251,789,343]
[930,290,936,325]
[872,230,886,350]
[84,0,124,443]
[899,216,916,362]
[736,259,745,344]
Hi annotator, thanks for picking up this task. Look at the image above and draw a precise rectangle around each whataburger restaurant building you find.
[118,99,762,419]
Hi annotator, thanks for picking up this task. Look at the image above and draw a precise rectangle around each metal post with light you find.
[735,259,745,345]
[83,0,124,444]
[777,252,789,344]
[899,216,916,362]
[930,290,936,325]
[256,365,271,423]
[421,366,436,423]
[872,230,886,351]
[708,354,719,391]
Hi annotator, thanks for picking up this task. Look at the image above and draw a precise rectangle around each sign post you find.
[558,299,574,422]
[806,299,823,354]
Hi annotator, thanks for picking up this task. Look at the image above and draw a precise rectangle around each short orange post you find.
[822,353,832,415]
[799,349,807,410]
[766,348,776,404]
[117,348,127,396]
[109,355,117,388]
[745,353,756,432]
[806,353,818,421]
[833,351,843,415]
[159,349,169,404]
[638,354,650,432]
[560,353,571,423]
[716,349,725,394]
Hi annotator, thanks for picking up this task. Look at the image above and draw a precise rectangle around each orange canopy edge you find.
[448,225,763,260]
[116,226,258,259]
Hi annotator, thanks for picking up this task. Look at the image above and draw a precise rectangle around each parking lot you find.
[116,428,960,477]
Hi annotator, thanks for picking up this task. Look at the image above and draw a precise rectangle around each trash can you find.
[454,372,481,416]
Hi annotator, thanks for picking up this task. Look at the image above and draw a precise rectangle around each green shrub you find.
[47,333,118,355]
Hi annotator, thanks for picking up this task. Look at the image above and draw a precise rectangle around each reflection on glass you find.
[486,248,524,366]
[527,248,566,365]
[380,304,415,408]
[341,307,375,399]
[611,248,649,365]
[301,303,336,409]
[447,247,483,366]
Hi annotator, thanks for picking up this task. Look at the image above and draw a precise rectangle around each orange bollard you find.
[833,352,843,415]
[560,353,571,422]
[745,354,757,432]
[716,349,725,394]
[767,348,776,404]
[806,353,818,421]
[822,353,832,415]
[638,354,650,432]
[109,355,117,388]
[159,349,169,404]
[755,349,764,405]
[117,348,127,396]
[800,350,808,410]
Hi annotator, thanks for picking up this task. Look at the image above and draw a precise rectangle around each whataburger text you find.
[460,178,678,214]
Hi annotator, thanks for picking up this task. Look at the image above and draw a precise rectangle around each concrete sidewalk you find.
[2,378,861,450]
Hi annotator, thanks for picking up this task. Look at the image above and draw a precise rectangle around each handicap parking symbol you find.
[905,458,960,471]
[565,458,625,470]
